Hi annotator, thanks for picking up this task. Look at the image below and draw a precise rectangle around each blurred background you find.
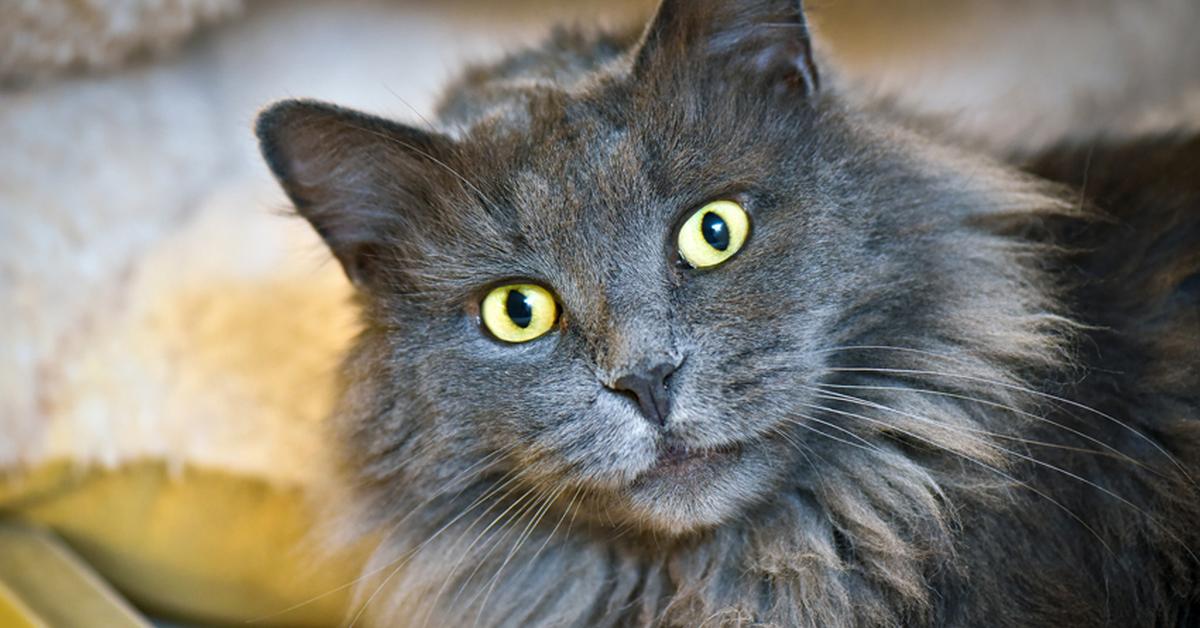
[2,0,1198,625]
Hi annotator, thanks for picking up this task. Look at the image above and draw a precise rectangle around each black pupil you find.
[701,212,730,251]
[506,289,534,328]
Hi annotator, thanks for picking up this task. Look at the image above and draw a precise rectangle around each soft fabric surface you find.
[1,0,243,86]
[2,0,1198,624]
[2,463,368,625]
[1,0,650,483]
[0,519,148,627]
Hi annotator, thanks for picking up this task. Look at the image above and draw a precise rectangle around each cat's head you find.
[257,0,1070,537]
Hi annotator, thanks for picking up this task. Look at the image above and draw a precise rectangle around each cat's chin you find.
[617,439,774,535]
[636,440,743,484]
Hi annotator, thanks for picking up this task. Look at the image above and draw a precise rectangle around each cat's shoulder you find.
[1026,133,1200,451]
[1024,132,1200,211]
[1023,132,1199,306]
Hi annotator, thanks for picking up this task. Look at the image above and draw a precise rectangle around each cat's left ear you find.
[256,99,454,288]
[634,0,819,96]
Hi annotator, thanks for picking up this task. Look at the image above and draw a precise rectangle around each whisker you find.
[767,424,817,467]
[340,121,505,217]
[803,392,1137,509]
[823,365,1194,483]
[794,398,1117,557]
[802,391,1196,562]
[347,463,537,627]
[471,482,570,627]
[419,480,548,627]
[779,415,886,457]
[818,383,1165,476]
[512,482,585,585]
[416,482,543,628]
[250,446,515,624]
[815,345,975,368]
[450,484,554,620]
[383,85,440,134]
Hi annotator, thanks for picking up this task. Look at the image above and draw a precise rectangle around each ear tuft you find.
[635,0,819,96]
[255,100,450,287]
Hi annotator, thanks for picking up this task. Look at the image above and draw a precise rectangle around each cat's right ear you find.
[256,99,451,287]
[634,0,819,96]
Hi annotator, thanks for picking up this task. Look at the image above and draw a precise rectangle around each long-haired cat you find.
[255,0,1200,625]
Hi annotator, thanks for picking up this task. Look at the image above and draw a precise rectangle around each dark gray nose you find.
[610,362,678,427]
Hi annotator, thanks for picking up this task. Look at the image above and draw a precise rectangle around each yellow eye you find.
[677,200,750,269]
[481,283,558,343]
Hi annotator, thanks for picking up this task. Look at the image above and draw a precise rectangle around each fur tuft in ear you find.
[255,99,452,287]
[635,0,819,96]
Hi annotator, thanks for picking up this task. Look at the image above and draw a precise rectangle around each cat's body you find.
[257,2,1200,625]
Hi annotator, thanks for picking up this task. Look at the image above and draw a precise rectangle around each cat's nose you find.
[609,361,678,427]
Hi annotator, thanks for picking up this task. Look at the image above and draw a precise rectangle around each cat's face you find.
[258,0,1059,536]
[385,93,854,533]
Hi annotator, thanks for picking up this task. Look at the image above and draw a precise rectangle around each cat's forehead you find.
[461,88,662,226]
[428,103,681,307]
[499,156,663,282]
[436,78,842,292]
[511,136,649,220]
[454,65,801,221]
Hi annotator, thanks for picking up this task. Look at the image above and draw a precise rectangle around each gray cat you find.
[256,0,1200,625]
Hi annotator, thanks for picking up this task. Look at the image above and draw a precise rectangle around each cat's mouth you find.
[636,439,743,482]
[617,436,770,533]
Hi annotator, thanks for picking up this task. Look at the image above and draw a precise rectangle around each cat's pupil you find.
[701,212,730,251]
[506,289,534,328]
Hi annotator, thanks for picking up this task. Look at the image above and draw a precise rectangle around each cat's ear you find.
[256,99,451,287]
[634,0,819,95]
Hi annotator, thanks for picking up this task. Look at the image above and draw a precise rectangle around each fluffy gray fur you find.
[256,1,1200,625]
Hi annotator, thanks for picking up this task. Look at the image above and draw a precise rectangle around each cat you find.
[255,0,1200,625]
